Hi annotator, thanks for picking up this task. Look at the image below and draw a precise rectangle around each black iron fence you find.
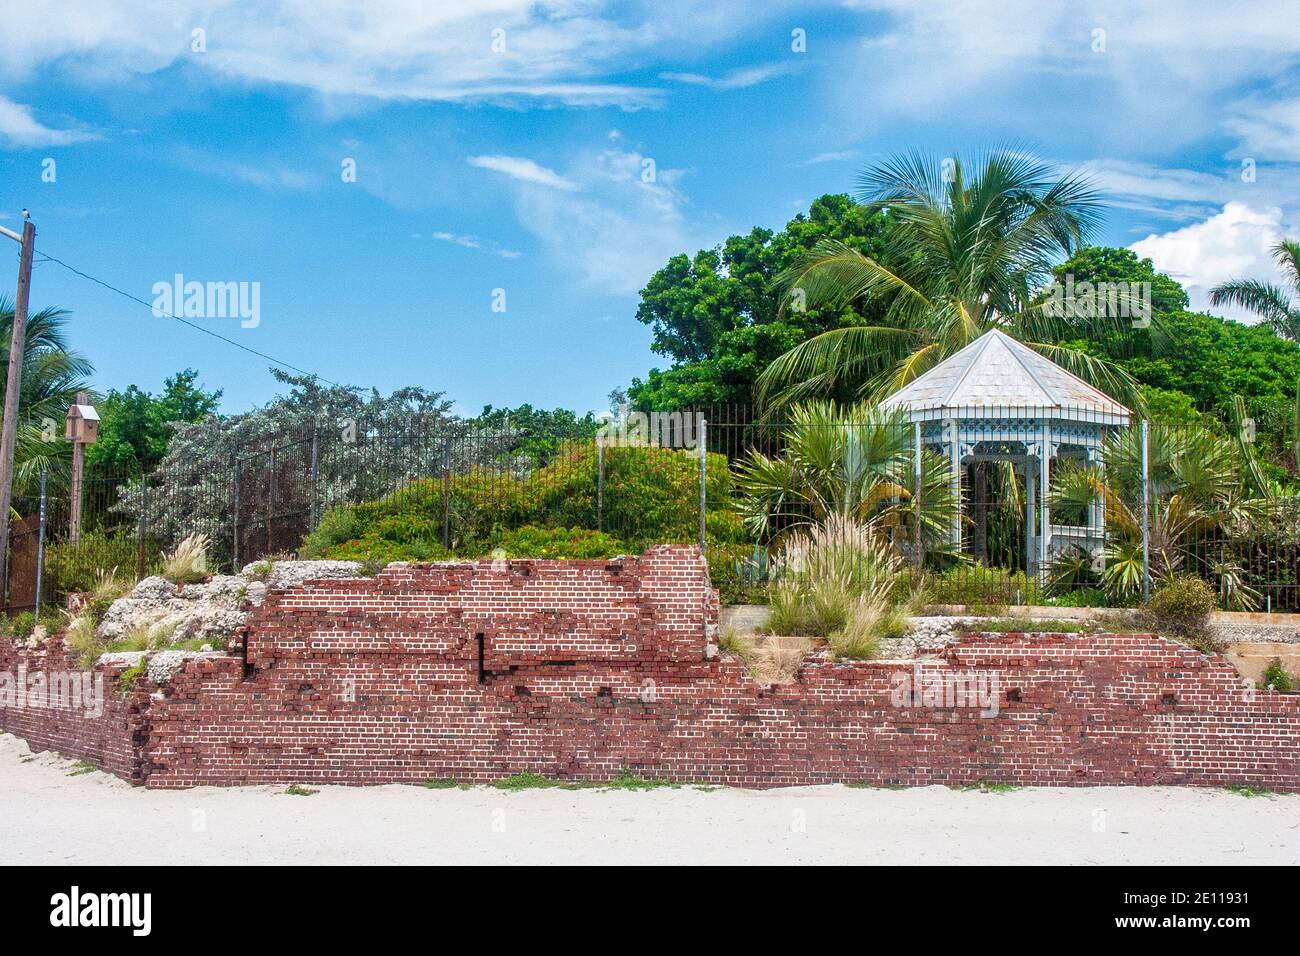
[5,403,1299,614]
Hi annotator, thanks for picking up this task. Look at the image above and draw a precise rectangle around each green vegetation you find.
[629,194,894,409]
[116,659,148,691]
[423,777,462,789]
[956,781,1020,794]
[160,532,211,584]
[1223,784,1274,798]
[490,769,686,791]
[1262,658,1295,692]
[87,369,222,472]
[757,150,1140,410]
[1140,576,1221,654]
[67,760,97,777]
[301,441,745,563]
[284,784,320,796]
[0,298,93,494]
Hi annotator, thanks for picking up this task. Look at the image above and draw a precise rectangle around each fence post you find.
[441,438,451,550]
[136,475,147,580]
[34,469,47,611]
[596,437,604,532]
[1140,418,1151,601]
[913,422,923,575]
[309,427,320,532]
[232,459,241,570]
[698,416,707,553]
[268,446,277,557]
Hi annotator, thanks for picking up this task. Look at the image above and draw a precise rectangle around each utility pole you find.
[0,212,36,599]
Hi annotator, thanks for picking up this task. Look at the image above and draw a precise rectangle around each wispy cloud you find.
[467,155,580,191]
[0,95,97,148]
[0,1,806,110]
[496,141,717,296]
[801,149,858,166]
[659,62,795,91]
[419,230,521,259]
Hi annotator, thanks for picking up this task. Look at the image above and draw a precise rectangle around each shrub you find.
[924,565,1044,607]
[1262,658,1295,692]
[296,440,745,563]
[44,529,156,599]
[4,611,37,639]
[496,525,626,559]
[1141,575,1221,653]
[767,517,903,639]
[84,568,130,623]
[64,614,106,668]
[161,533,211,584]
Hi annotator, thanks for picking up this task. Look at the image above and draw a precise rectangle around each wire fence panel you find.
[5,402,1298,615]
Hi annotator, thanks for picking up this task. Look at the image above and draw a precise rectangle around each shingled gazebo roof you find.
[878,329,1131,425]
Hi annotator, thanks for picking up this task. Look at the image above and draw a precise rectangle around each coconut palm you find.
[1209,239,1300,342]
[0,298,94,494]
[1049,422,1265,608]
[756,149,1146,409]
[735,400,959,558]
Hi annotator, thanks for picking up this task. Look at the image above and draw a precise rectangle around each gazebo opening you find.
[879,329,1132,581]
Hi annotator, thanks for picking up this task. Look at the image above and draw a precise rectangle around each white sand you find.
[2,733,1297,865]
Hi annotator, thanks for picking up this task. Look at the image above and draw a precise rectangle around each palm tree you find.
[735,400,959,558]
[1209,239,1300,341]
[756,149,1145,409]
[1049,422,1265,609]
[0,298,94,495]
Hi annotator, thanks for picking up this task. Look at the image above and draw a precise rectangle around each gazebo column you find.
[1087,446,1105,567]
[1038,423,1051,583]
[1025,460,1036,576]
[944,421,961,548]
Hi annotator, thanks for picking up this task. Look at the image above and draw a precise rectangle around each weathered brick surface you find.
[3,545,1298,790]
[0,638,150,783]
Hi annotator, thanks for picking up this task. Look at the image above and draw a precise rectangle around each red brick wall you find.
[4,545,1299,791]
[0,638,150,783]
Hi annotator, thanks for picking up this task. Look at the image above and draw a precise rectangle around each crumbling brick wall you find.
[0,638,150,782]
[4,545,1298,790]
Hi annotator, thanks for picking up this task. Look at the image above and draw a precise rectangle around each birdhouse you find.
[65,395,99,445]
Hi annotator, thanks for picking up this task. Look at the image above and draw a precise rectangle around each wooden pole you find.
[69,392,88,542]
[0,217,36,597]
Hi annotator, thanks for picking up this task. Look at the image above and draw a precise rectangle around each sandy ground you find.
[3,733,1297,865]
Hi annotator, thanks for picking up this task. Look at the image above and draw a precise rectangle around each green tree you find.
[0,298,94,493]
[759,149,1141,408]
[628,194,893,408]
[87,369,223,472]
[469,404,599,465]
[1210,239,1300,341]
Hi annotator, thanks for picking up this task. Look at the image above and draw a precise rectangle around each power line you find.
[34,249,343,387]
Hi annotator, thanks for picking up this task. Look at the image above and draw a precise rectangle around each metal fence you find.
[4,403,1299,614]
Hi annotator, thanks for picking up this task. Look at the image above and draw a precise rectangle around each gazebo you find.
[879,329,1131,580]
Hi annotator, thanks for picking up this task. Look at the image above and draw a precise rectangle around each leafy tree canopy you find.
[87,369,223,472]
[628,194,892,409]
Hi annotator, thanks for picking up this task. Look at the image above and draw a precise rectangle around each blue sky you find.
[2,1,1298,415]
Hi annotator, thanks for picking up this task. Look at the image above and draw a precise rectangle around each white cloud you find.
[830,1,1300,160]
[0,1,806,110]
[801,150,858,166]
[426,229,520,258]
[491,142,714,296]
[1130,202,1291,321]
[0,95,96,148]
[467,155,579,191]
[659,63,795,91]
